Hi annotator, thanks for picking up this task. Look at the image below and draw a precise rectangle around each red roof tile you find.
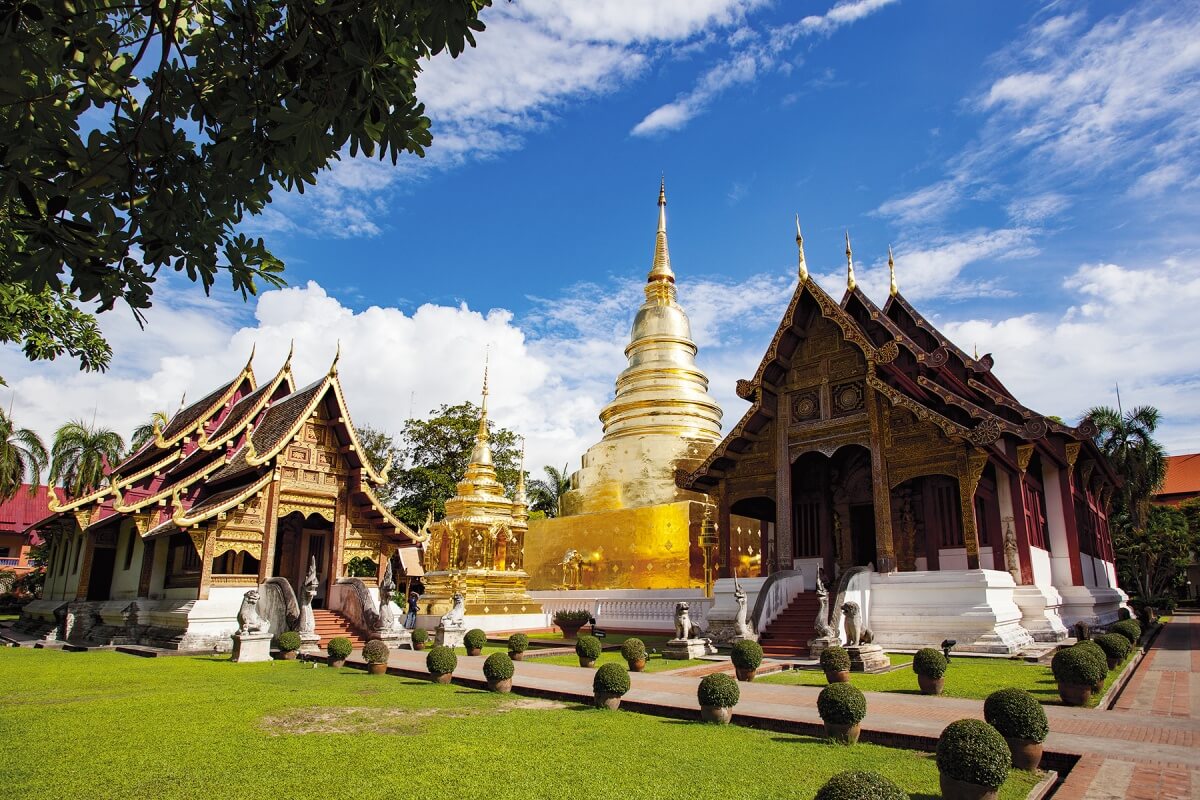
[0,485,65,536]
[1160,453,1200,498]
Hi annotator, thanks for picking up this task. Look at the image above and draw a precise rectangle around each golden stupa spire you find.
[469,348,493,467]
[795,214,808,282]
[513,437,527,507]
[845,230,856,291]
[888,245,898,296]
[647,176,676,285]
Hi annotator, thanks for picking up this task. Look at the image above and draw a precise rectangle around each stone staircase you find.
[312,609,367,649]
[759,592,820,659]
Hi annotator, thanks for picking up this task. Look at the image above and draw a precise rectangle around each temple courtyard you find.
[2,613,1197,800]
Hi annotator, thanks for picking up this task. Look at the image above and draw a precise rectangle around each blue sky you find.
[4,0,1199,475]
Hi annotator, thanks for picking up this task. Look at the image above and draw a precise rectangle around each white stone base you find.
[1057,585,1130,628]
[435,623,465,649]
[1012,584,1069,642]
[417,612,550,635]
[663,638,712,659]
[230,632,272,663]
[869,569,1034,654]
[847,644,889,673]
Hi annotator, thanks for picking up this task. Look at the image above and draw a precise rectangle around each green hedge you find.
[1110,619,1141,645]
[983,688,1048,742]
[912,647,947,678]
[463,628,487,651]
[1050,644,1107,686]
[731,639,763,670]
[936,718,1011,789]
[482,652,514,681]
[426,645,458,676]
[362,639,390,664]
[276,631,301,652]
[593,662,631,696]
[507,633,529,653]
[697,673,740,708]
[814,771,909,800]
[620,638,646,661]
[1094,632,1131,662]
[326,637,352,660]
[817,682,867,725]
[575,634,602,660]
[820,646,851,672]
[411,627,428,645]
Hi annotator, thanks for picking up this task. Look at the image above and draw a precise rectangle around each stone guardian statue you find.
[732,574,753,640]
[299,556,318,636]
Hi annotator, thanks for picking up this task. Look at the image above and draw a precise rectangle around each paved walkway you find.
[365,613,1200,798]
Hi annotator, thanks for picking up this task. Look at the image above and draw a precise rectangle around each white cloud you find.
[796,0,901,37]
[874,179,963,226]
[1006,192,1069,225]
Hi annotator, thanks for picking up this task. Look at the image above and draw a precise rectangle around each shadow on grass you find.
[768,734,833,746]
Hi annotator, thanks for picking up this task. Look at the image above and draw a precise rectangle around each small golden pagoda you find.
[419,364,542,625]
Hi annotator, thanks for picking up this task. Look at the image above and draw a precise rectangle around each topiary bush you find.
[507,633,529,654]
[553,608,592,625]
[731,639,763,670]
[277,631,301,652]
[936,718,1011,789]
[575,634,602,660]
[814,771,909,800]
[1074,640,1111,677]
[697,673,740,708]
[411,627,428,645]
[817,682,867,725]
[426,645,458,676]
[1110,619,1141,644]
[326,637,352,660]
[1094,632,1132,662]
[1051,644,1107,686]
[912,647,948,678]
[593,662,631,697]
[820,646,851,672]
[463,628,487,651]
[620,637,647,662]
[362,639,390,664]
[483,652,514,681]
[983,688,1048,743]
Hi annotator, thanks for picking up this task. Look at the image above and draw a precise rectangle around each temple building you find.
[417,365,543,631]
[20,347,424,650]
[525,182,760,591]
[679,224,1126,654]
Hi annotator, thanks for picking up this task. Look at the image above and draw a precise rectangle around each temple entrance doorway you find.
[729,496,775,577]
[273,512,334,608]
[790,444,873,581]
[849,503,877,568]
[85,545,116,601]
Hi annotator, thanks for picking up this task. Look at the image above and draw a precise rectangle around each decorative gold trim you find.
[1065,442,1082,468]
[114,457,226,513]
[173,472,273,527]
[1016,444,1034,473]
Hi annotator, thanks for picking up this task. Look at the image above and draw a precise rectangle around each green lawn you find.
[759,652,1133,706]
[0,649,1040,800]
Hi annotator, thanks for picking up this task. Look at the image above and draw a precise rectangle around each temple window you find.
[927,477,963,548]
[123,528,137,571]
[793,499,821,558]
[165,532,202,588]
[974,496,990,547]
[211,549,260,576]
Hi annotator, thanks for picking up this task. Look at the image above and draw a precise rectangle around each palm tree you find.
[1086,404,1167,529]
[50,420,125,498]
[529,464,571,518]
[0,407,48,502]
[129,410,170,453]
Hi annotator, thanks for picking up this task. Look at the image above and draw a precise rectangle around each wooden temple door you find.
[850,504,877,567]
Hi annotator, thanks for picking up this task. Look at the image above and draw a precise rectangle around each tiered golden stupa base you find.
[420,569,543,617]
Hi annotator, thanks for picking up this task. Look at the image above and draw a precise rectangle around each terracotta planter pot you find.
[578,657,597,668]
[1005,737,1043,771]
[735,666,757,682]
[558,622,585,639]
[823,721,860,744]
[487,678,513,694]
[366,662,388,675]
[700,705,733,724]
[277,650,297,661]
[413,642,426,651]
[1057,682,1093,706]
[627,658,646,673]
[939,772,999,800]
[467,647,482,657]
[327,657,346,669]
[825,669,850,684]
[917,674,945,695]
[430,672,453,684]
[510,651,525,662]
[594,692,622,710]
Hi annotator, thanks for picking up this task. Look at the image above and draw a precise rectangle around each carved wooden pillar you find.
[867,394,896,573]
[194,528,215,601]
[775,395,793,572]
[1058,443,1085,586]
[75,532,95,600]
[259,476,282,582]
[137,537,157,597]
[717,490,732,579]
[957,450,988,570]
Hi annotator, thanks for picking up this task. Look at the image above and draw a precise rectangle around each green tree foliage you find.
[0,284,111,384]
[128,410,169,454]
[0,0,491,373]
[1112,505,1197,603]
[49,420,124,497]
[0,407,48,501]
[1087,405,1167,527]
[354,424,403,505]
[529,463,570,518]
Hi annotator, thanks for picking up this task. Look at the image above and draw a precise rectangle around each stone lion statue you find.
[673,602,692,640]
[439,592,466,629]
[841,601,873,647]
[237,589,269,635]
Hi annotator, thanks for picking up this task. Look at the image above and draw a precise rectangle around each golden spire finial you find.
[284,339,294,368]
[648,177,675,284]
[888,245,898,296]
[467,349,495,468]
[245,342,256,370]
[329,340,340,376]
[514,436,528,505]
[845,230,856,291]
[795,214,808,282]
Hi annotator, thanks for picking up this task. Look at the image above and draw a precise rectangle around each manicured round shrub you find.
[326,637,353,660]
[483,652,514,681]
[575,634,602,660]
[553,608,592,625]
[697,673,740,708]
[463,628,487,651]
[1094,632,1132,662]
[593,662,631,697]
[1074,640,1111,676]
[731,639,764,671]
[936,718,1011,789]
[814,771,909,800]
[983,688,1048,743]
[426,645,458,676]
[817,682,867,725]
[362,639,390,664]
[1110,619,1141,645]
[507,633,529,654]
[912,647,948,678]
[1051,645,1107,686]
[411,627,428,645]
[820,646,851,672]
[277,631,301,652]
[620,637,647,662]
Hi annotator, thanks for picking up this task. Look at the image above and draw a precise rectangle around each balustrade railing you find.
[531,591,713,633]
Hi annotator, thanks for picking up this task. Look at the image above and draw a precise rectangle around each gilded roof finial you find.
[888,245,898,296]
[647,176,675,284]
[845,230,856,291]
[329,340,340,376]
[795,214,808,282]
[284,339,294,368]
[513,436,528,506]
[468,348,494,467]
[246,342,256,369]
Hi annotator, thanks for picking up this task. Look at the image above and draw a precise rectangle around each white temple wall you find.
[1040,462,1076,587]
[937,547,994,572]
[790,558,823,591]
[147,537,169,598]
[109,523,143,600]
[1030,545,1052,587]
